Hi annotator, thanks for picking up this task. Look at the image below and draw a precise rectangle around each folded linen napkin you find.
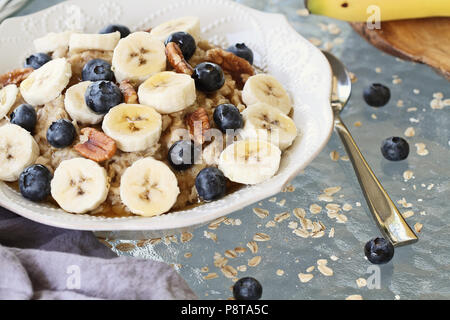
[0,208,196,300]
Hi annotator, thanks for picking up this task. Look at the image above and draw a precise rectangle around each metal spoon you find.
[323,51,418,247]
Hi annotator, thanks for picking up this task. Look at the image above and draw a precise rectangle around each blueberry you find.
[85,81,123,114]
[165,32,196,60]
[213,104,243,133]
[47,119,77,149]
[195,167,227,201]
[82,59,114,82]
[24,53,52,69]
[364,237,395,264]
[227,43,254,65]
[10,104,37,134]
[233,277,263,300]
[192,62,225,92]
[168,140,197,171]
[99,24,131,38]
[363,83,391,107]
[381,137,409,161]
[19,165,52,202]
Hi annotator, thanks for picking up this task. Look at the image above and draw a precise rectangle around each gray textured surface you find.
[13,0,450,300]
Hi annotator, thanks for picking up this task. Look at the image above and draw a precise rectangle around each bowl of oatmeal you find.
[0,0,333,236]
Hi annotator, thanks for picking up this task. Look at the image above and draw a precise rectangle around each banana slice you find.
[241,103,298,150]
[112,32,166,84]
[120,157,180,217]
[0,85,19,118]
[20,58,72,106]
[51,158,109,214]
[69,32,121,52]
[0,124,39,182]
[64,81,104,125]
[138,71,196,114]
[150,16,201,42]
[102,103,162,152]
[242,74,293,115]
[34,31,75,53]
[219,139,281,185]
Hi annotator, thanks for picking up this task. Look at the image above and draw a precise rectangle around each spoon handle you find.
[334,113,418,247]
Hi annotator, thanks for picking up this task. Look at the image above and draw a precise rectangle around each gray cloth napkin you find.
[0,208,197,300]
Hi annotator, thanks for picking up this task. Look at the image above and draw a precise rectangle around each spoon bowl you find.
[322,51,352,111]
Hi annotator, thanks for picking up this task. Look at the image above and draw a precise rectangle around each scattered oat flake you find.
[253,207,269,219]
[293,228,309,238]
[276,269,285,276]
[340,155,350,161]
[253,233,271,242]
[235,247,246,254]
[327,23,341,35]
[395,295,401,300]
[346,295,363,300]
[204,231,217,242]
[415,143,429,156]
[288,221,299,229]
[221,265,238,279]
[283,184,296,192]
[407,107,417,112]
[392,77,402,84]
[248,256,262,267]
[324,186,341,196]
[336,214,348,223]
[318,264,334,276]
[317,259,328,266]
[293,208,306,219]
[306,266,315,273]
[354,121,362,127]
[371,113,377,119]
[349,72,357,83]
[414,222,423,233]
[404,127,415,137]
[375,67,382,73]
[181,232,193,243]
[265,220,276,228]
[330,255,339,261]
[200,266,209,273]
[247,241,258,254]
[274,212,290,223]
[433,92,444,99]
[427,184,434,190]
[308,37,322,47]
[204,273,219,280]
[397,100,404,107]
[184,252,192,259]
[310,204,322,214]
[402,210,415,218]
[115,243,136,252]
[225,250,237,259]
[413,89,420,94]
[277,199,286,207]
[268,197,277,203]
[398,197,413,208]
[298,273,314,283]
[237,265,247,272]
[329,228,335,238]
[312,231,325,238]
[330,150,340,161]
[403,170,414,181]
[342,203,353,211]
[356,278,367,288]
[318,194,334,202]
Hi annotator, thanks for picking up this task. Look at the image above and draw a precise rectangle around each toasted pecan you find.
[166,42,194,75]
[119,80,138,104]
[205,48,255,77]
[0,68,33,88]
[186,107,210,144]
[75,128,117,162]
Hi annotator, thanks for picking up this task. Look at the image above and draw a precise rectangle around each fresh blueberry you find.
[364,237,395,264]
[192,62,225,92]
[363,83,391,107]
[168,140,197,171]
[24,53,52,69]
[233,277,263,300]
[85,81,123,114]
[195,167,227,201]
[10,104,37,134]
[165,32,196,60]
[213,104,243,133]
[227,43,254,65]
[19,165,52,202]
[82,59,114,82]
[99,24,131,38]
[381,137,409,161]
[47,119,77,149]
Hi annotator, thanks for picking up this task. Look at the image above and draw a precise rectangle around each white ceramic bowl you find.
[0,0,333,236]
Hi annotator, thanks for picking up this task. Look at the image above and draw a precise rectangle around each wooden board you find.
[350,18,450,80]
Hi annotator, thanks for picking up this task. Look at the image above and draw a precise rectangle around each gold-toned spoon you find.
[323,51,418,247]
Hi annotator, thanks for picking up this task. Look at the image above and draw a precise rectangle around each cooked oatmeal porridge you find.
[0,17,298,218]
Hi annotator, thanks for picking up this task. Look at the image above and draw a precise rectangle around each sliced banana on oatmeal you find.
[112,32,166,84]
[219,139,281,185]
[242,74,293,115]
[34,31,76,53]
[120,157,180,217]
[20,58,72,106]
[102,103,162,153]
[64,81,104,125]
[150,16,201,42]
[0,84,19,118]
[138,71,196,114]
[51,158,109,214]
[0,124,39,182]
[241,103,298,150]
[69,32,121,52]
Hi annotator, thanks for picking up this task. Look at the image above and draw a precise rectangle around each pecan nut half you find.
[186,107,210,145]
[0,68,33,88]
[166,42,194,75]
[75,127,117,162]
[119,80,138,104]
[205,48,255,77]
